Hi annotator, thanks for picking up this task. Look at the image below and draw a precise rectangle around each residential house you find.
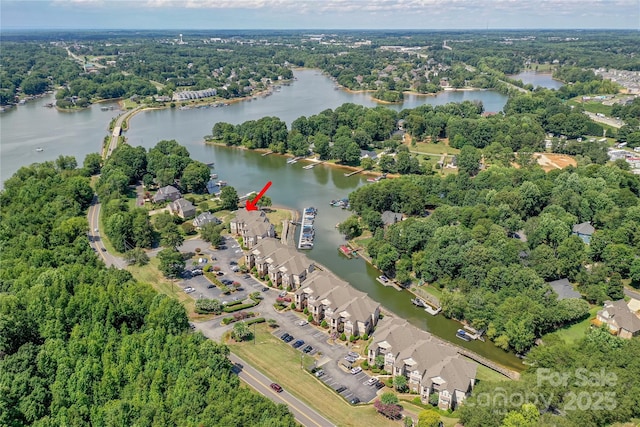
[360,150,378,161]
[572,222,595,244]
[381,211,403,227]
[230,209,275,248]
[547,278,582,300]
[152,185,182,203]
[596,300,640,339]
[245,238,314,289]
[192,212,221,229]
[168,198,196,219]
[368,318,477,410]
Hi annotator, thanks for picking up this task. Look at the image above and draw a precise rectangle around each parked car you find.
[336,385,347,393]
[351,367,362,375]
[217,271,225,276]
[375,382,385,389]
[262,287,269,292]
[207,283,215,289]
[366,377,378,386]
[344,355,356,363]
[314,369,325,378]
[350,397,360,405]
[298,320,309,326]
[231,266,240,272]
[191,269,203,276]
[270,383,283,393]
[183,287,195,293]
[303,345,313,353]
[243,274,251,279]
[229,261,238,265]
[292,339,305,349]
[280,332,290,340]
[347,351,359,358]
[279,291,287,298]
[284,335,294,343]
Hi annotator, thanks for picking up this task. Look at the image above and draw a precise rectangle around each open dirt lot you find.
[535,153,577,171]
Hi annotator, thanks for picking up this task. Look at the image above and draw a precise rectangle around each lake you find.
[510,71,564,90]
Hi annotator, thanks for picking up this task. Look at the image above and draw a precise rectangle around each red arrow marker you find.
[246,181,272,211]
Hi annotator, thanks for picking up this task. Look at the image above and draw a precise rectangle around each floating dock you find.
[298,207,317,250]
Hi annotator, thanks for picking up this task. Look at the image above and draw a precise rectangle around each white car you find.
[183,287,195,293]
[298,320,309,326]
[94,228,99,233]
[366,377,378,386]
[351,367,362,375]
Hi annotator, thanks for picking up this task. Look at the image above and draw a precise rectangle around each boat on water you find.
[411,297,427,308]
[303,164,316,169]
[339,245,355,258]
[36,147,44,152]
[210,173,218,179]
[456,329,472,341]
[287,156,302,164]
[216,180,228,187]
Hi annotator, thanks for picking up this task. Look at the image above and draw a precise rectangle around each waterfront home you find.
[547,278,582,300]
[152,185,182,203]
[572,221,595,244]
[368,318,476,410]
[192,212,221,229]
[595,300,640,339]
[245,238,314,289]
[230,209,275,248]
[168,198,196,219]
[295,270,380,337]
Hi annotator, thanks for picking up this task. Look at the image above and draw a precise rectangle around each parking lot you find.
[273,312,380,404]
[179,236,268,305]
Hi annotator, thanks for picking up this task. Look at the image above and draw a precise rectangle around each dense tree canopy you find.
[0,160,297,427]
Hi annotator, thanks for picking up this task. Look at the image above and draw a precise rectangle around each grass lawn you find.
[265,208,293,237]
[120,98,138,110]
[399,400,459,427]
[542,306,599,345]
[229,324,399,427]
[409,141,460,156]
[568,99,613,116]
[413,284,444,301]
[476,364,511,383]
[126,257,216,321]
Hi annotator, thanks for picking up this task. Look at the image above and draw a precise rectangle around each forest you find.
[346,161,640,355]
[0,159,296,426]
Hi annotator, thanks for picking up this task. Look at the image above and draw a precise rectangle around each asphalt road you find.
[87,195,126,268]
[584,111,625,129]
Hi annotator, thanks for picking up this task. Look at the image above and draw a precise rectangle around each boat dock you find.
[298,207,317,250]
[339,245,356,258]
[344,168,364,177]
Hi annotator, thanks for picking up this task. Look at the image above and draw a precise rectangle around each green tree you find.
[83,153,102,175]
[380,392,399,405]
[157,248,185,278]
[181,161,210,193]
[458,145,481,176]
[392,375,408,392]
[220,186,240,210]
[200,223,223,247]
[338,215,362,239]
[161,222,184,249]
[417,410,440,427]
[125,247,149,266]
[231,321,252,341]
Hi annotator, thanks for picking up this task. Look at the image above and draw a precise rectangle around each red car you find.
[270,383,283,393]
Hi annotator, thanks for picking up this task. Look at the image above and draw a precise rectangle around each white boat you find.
[36,147,44,152]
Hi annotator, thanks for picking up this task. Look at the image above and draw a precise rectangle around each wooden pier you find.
[344,168,364,177]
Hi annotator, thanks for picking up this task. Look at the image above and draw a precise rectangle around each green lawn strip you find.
[409,141,460,155]
[399,400,460,427]
[265,208,292,237]
[475,364,511,383]
[229,325,398,427]
[542,306,599,344]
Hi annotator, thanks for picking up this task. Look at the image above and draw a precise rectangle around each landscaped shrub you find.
[362,333,369,340]
[349,335,357,343]
[225,300,244,307]
[340,333,347,341]
[321,320,328,328]
[307,314,313,322]
[362,361,369,369]
[246,317,265,326]
[223,301,258,313]
[303,307,309,315]
[290,302,296,309]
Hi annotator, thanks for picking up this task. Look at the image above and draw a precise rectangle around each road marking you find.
[238,367,326,427]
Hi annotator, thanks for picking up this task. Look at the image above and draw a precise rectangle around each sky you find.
[1,0,639,30]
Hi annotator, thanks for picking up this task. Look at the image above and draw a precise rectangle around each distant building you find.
[572,222,595,244]
[192,212,220,229]
[595,300,640,339]
[381,211,403,227]
[168,198,196,219]
[152,185,181,203]
[245,238,315,290]
[359,150,378,160]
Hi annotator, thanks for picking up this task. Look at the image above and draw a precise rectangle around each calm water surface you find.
[510,71,564,90]
[0,69,521,369]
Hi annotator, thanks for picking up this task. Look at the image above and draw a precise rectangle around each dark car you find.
[280,332,290,340]
[217,245,227,250]
[350,397,360,405]
[375,382,385,389]
[336,385,347,393]
[262,287,269,292]
[303,345,313,353]
[284,335,294,343]
[292,339,305,348]
[229,261,238,265]
[207,283,215,289]
[270,383,283,393]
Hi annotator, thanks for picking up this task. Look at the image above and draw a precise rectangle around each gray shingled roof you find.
[548,278,582,300]
[572,222,595,235]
